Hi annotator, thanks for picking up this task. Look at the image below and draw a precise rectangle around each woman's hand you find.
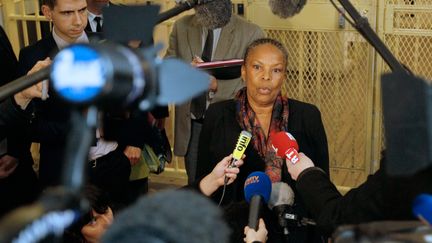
[199,154,244,196]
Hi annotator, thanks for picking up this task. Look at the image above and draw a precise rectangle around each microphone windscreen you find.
[195,0,232,29]
[244,171,272,204]
[270,131,299,158]
[102,190,229,243]
[268,0,307,19]
[412,194,432,224]
[268,182,295,209]
[232,130,252,161]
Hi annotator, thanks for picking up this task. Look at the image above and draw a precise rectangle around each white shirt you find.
[52,27,89,50]
[51,29,118,160]
[87,11,103,32]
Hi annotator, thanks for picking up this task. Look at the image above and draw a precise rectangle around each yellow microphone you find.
[229,130,252,168]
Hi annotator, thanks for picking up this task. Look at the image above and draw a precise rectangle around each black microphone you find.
[268,0,307,19]
[49,43,210,110]
[157,0,214,24]
[102,190,229,243]
[268,182,316,232]
[244,172,272,230]
[268,182,295,236]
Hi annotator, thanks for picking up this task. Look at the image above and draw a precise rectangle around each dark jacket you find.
[18,34,152,187]
[296,156,432,235]
[0,26,19,86]
[195,99,329,243]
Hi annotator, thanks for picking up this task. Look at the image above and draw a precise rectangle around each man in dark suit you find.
[85,0,109,33]
[18,0,90,188]
[0,26,19,86]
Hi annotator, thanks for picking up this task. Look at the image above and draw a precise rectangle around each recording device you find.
[41,80,48,101]
[102,190,229,243]
[194,0,232,29]
[50,43,210,110]
[157,0,215,23]
[268,182,315,237]
[230,130,252,168]
[270,131,300,164]
[412,194,432,225]
[244,171,272,230]
[268,0,307,19]
[0,187,84,243]
[223,130,252,184]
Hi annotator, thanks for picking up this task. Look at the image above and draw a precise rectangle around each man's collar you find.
[52,27,89,50]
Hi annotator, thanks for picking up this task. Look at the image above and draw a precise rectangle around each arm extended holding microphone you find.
[283,153,426,235]
[199,154,244,196]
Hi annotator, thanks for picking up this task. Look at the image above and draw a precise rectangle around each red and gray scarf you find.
[235,87,289,182]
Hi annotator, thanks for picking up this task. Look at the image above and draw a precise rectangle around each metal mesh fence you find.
[265,29,373,186]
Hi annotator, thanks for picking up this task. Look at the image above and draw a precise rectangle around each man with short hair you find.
[18,0,89,188]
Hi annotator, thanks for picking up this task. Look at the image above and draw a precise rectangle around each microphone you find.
[268,182,316,233]
[268,0,307,19]
[49,43,210,110]
[270,131,300,164]
[412,194,432,225]
[230,130,252,168]
[268,182,295,235]
[244,171,272,230]
[194,0,232,29]
[157,0,214,24]
[102,190,229,243]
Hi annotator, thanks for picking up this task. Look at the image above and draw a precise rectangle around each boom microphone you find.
[268,0,307,19]
[102,190,229,243]
[271,131,300,164]
[157,0,215,24]
[244,171,272,230]
[195,0,232,29]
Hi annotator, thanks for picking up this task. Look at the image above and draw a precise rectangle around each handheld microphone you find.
[271,131,300,164]
[268,0,307,19]
[244,171,272,230]
[412,194,432,225]
[223,130,252,184]
[230,130,252,168]
[268,182,315,232]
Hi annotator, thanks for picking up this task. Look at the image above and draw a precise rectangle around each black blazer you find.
[196,98,329,242]
[297,156,432,235]
[17,34,150,187]
[0,26,19,86]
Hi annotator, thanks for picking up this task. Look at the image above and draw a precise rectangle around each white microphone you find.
[268,182,316,235]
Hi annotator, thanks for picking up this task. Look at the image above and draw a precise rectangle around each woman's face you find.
[81,207,113,243]
[241,43,286,107]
